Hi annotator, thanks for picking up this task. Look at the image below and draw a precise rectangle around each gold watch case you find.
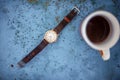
[44,30,58,43]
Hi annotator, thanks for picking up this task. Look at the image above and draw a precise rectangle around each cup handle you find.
[99,49,110,61]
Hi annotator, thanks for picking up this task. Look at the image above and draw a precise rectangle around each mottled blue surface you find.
[0,0,120,80]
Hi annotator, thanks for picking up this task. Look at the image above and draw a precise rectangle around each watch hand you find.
[18,39,48,67]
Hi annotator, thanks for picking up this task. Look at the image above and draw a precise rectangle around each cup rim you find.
[81,10,120,50]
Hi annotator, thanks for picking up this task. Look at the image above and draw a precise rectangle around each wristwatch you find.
[18,7,80,67]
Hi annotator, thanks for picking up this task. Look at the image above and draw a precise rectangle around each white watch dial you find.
[44,30,58,43]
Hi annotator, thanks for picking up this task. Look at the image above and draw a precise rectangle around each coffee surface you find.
[86,16,110,43]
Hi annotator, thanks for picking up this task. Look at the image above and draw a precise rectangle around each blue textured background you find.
[0,0,120,80]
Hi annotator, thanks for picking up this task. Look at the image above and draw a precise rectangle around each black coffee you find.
[86,16,110,43]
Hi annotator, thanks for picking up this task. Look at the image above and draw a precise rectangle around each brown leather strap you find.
[20,39,49,64]
[53,8,78,34]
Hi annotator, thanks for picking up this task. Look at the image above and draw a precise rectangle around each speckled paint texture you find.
[0,0,120,80]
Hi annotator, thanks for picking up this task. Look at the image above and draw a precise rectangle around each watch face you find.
[44,30,58,43]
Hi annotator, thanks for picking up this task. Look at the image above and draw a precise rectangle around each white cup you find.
[80,10,120,61]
